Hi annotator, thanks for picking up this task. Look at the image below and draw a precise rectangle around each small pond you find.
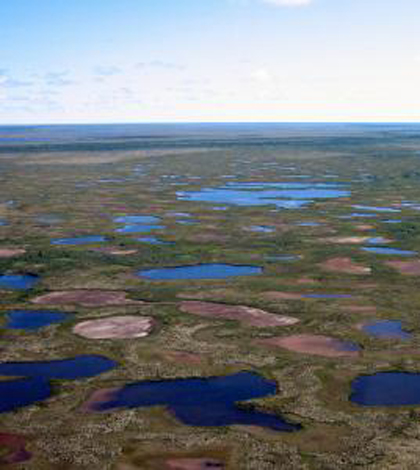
[4,310,72,331]
[248,225,276,233]
[0,355,117,380]
[0,274,39,290]
[138,264,263,280]
[361,247,417,256]
[350,372,420,406]
[88,371,302,432]
[137,237,171,245]
[114,215,161,224]
[361,320,411,340]
[51,236,108,245]
[177,181,350,209]
[115,224,164,234]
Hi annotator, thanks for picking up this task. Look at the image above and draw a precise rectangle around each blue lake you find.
[116,224,164,234]
[114,215,161,224]
[248,225,276,233]
[351,372,420,406]
[361,247,417,256]
[0,355,117,380]
[352,205,401,213]
[0,377,52,413]
[4,310,72,331]
[137,237,172,245]
[0,274,39,290]
[362,320,411,340]
[90,371,302,432]
[138,264,263,280]
[0,219,7,226]
[177,182,350,209]
[366,237,390,245]
[51,235,108,245]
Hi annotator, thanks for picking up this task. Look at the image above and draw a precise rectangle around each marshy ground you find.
[2,124,420,469]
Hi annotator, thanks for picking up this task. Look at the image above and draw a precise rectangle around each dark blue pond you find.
[4,310,72,331]
[0,274,39,290]
[177,182,350,209]
[138,264,263,280]
[51,235,108,245]
[362,320,411,340]
[114,215,161,224]
[116,224,164,234]
[0,219,7,226]
[91,372,302,432]
[0,355,117,380]
[0,377,51,413]
[361,247,417,256]
[350,372,420,406]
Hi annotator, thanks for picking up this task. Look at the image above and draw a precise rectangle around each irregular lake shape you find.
[138,264,263,280]
[84,371,302,432]
[177,181,350,209]
[180,301,299,328]
[4,309,72,331]
[0,274,39,290]
[259,334,361,358]
[360,320,411,340]
[0,355,117,380]
[0,377,51,413]
[361,247,417,256]
[51,235,107,245]
[73,316,155,339]
[350,372,420,406]
[352,205,401,213]
[116,224,164,233]
[114,215,161,224]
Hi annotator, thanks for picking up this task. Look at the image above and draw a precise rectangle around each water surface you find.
[4,310,72,331]
[116,224,164,234]
[52,235,107,245]
[351,372,420,406]
[138,264,263,280]
[361,320,411,340]
[89,371,301,432]
[0,355,117,380]
[0,274,39,290]
[0,377,51,413]
[362,247,417,256]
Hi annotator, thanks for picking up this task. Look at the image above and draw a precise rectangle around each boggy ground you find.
[2,125,420,469]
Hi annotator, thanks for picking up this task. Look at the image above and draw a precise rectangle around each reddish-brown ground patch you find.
[0,433,32,465]
[176,289,240,301]
[386,260,420,275]
[73,315,155,339]
[324,236,369,244]
[340,305,377,314]
[261,292,303,301]
[354,224,375,231]
[257,334,360,358]
[162,350,203,365]
[320,257,371,275]
[81,388,120,413]
[165,458,225,469]
[180,301,299,327]
[0,248,26,258]
[31,290,143,307]
[91,247,138,256]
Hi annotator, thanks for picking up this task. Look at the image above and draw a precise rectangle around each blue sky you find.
[0,0,419,124]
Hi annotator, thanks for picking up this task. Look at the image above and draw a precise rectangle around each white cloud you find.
[261,0,312,7]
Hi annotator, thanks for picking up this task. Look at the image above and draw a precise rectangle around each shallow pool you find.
[138,264,263,280]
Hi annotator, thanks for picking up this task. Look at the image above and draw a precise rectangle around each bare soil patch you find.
[0,433,31,465]
[31,290,143,307]
[73,315,155,339]
[257,334,360,358]
[0,248,26,258]
[180,301,299,328]
[320,257,371,275]
[386,260,420,275]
